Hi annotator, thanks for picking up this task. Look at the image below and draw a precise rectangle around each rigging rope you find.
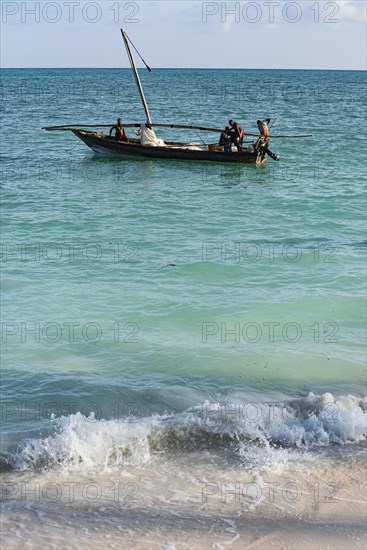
[124,31,152,72]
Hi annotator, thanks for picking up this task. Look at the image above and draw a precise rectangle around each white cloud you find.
[338,0,367,23]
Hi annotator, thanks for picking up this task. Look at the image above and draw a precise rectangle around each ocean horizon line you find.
[1,67,366,72]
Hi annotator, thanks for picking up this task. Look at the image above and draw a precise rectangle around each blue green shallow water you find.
[0,69,366,473]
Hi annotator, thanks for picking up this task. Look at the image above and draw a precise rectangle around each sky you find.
[1,0,366,69]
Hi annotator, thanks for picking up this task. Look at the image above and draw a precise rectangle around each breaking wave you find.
[9,392,367,472]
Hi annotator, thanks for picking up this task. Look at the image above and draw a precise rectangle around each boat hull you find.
[72,130,265,165]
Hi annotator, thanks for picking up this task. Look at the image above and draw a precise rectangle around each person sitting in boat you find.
[228,119,245,151]
[109,118,128,142]
[219,126,231,147]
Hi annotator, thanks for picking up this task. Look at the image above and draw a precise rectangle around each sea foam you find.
[11,392,366,472]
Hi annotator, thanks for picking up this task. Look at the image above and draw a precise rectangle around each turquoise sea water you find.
[1,68,366,545]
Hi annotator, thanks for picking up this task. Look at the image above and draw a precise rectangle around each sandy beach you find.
[2,446,366,549]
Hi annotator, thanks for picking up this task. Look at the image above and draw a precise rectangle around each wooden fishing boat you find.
[67,129,263,164]
[44,29,310,163]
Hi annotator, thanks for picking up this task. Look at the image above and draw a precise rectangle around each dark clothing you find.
[255,119,272,151]
[219,131,230,146]
[229,121,245,151]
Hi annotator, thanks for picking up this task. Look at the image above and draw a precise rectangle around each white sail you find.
[140,124,166,147]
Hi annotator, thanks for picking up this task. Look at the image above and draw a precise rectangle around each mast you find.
[120,28,152,125]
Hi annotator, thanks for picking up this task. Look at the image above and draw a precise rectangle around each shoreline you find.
[1,450,366,549]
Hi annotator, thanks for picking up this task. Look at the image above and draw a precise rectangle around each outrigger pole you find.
[120,28,152,125]
[43,123,312,139]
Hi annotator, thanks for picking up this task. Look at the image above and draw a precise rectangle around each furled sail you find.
[140,124,166,147]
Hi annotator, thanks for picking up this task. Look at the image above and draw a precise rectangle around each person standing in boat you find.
[255,118,271,149]
[109,118,128,142]
[228,120,245,151]
[255,118,280,161]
